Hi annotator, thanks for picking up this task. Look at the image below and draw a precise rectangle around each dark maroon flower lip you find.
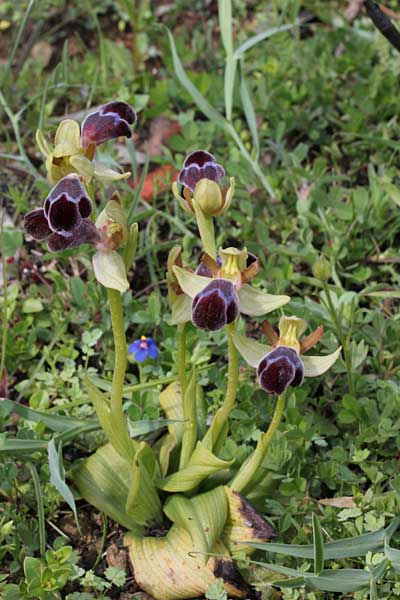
[257,346,304,395]
[178,149,225,192]
[45,174,93,236]
[81,101,137,149]
[191,278,239,332]
[23,174,100,252]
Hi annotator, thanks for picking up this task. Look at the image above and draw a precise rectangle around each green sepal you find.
[123,222,139,272]
[193,198,217,260]
[168,293,192,325]
[92,250,130,293]
[173,266,210,298]
[238,284,290,316]
[72,443,144,533]
[231,331,271,368]
[302,347,342,377]
[158,441,234,492]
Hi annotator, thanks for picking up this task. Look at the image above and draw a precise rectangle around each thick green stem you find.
[106,288,134,462]
[202,323,239,450]
[177,323,187,395]
[230,394,286,494]
[322,282,355,397]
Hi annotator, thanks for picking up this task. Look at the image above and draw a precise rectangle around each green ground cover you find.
[1,1,400,598]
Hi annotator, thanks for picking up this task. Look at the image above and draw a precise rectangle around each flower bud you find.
[257,346,304,395]
[193,178,224,217]
[192,279,239,331]
[312,255,331,282]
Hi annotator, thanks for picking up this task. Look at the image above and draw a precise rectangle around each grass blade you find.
[165,27,226,128]
[312,513,324,575]
[239,60,259,158]
[250,519,399,559]
[218,0,236,120]
[234,22,300,58]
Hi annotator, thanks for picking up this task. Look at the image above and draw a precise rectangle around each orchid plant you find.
[23,103,341,599]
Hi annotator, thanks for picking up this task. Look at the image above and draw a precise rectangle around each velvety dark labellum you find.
[24,209,52,240]
[81,101,136,148]
[178,149,225,192]
[46,174,93,236]
[192,279,238,331]
[47,220,100,252]
[257,346,304,395]
[23,174,99,253]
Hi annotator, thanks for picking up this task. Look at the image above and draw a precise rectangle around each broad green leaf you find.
[72,443,144,532]
[302,347,341,377]
[179,371,198,468]
[306,569,370,593]
[158,441,234,492]
[231,331,270,368]
[84,375,135,463]
[92,250,129,293]
[385,539,400,573]
[238,284,290,316]
[312,513,324,575]
[158,381,184,476]
[48,438,79,527]
[125,442,162,526]
[173,266,210,298]
[250,520,399,559]
[125,487,231,600]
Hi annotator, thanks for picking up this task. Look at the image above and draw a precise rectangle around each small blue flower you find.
[128,336,158,362]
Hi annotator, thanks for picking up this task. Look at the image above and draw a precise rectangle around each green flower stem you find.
[0,218,8,380]
[106,288,135,461]
[202,322,239,450]
[27,462,46,558]
[229,394,286,494]
[322,282,355,397]
[177,323,187,395]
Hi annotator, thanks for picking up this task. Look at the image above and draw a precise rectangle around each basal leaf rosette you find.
[36,101,136,184]
[232,315,342,395]
[172,247,290,331]
[172,150,235,259]
[125,487,250,600]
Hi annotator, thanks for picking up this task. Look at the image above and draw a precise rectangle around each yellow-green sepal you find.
[302,347,342,376]
[238,284,290,316]
[193,199,217,260]
[172,265,210,298]
[92,250,129,293]
[123,222,139,272]
[231,331,271,368]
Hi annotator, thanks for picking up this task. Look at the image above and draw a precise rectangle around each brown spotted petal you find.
[46,174,92,236]
[81,101,136,148]
[178,149,225,192]
[47,220,100,252]
[257,346,304,395]
[24,209,52,240]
